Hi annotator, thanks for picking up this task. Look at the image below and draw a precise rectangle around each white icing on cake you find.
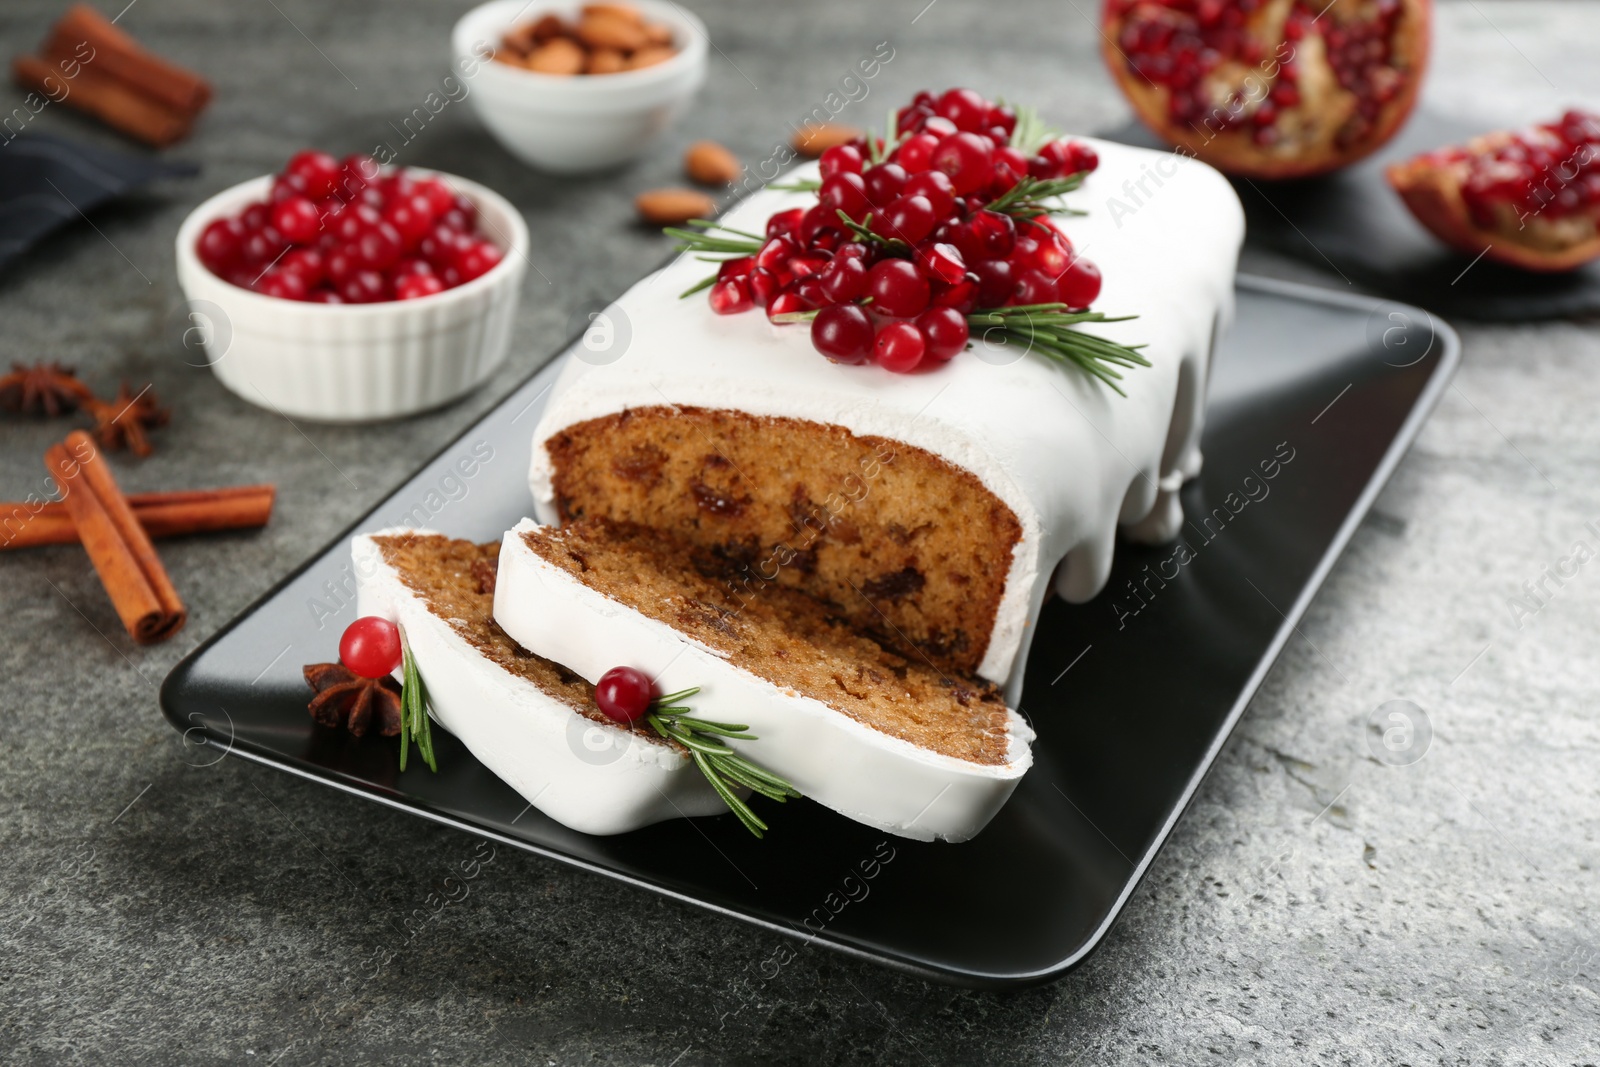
[352,531,727,835]
[495,519,1035,843]
[526,138,1243,695]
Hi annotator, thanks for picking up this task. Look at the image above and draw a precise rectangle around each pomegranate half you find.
[1101,0,1431,179]
[1387,110,1600,272]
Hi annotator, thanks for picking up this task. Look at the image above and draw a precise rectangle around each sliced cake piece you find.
[352,530,727,835]
[494,518,1034,842]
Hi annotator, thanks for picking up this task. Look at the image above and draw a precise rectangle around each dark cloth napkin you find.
[0,132,198,272]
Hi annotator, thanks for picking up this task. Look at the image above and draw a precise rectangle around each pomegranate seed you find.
[768,290,809,320]
[988,105,1018,137]
[788,254,830,278]
[709,276,753,315]
[718,255,754,280]
[756,235,799,272]
[873,321,926,373]
[917,306,970,362]
[974,259,1014,307]
[748,267,782,307]
[866,259,931,318]
[596,666,655,723]
[969,210,1017,259]
[923,116,958,138]
[932,271,979,314]
[811,303,875,363]
[993,147,1030,189]
[818,256,869,303]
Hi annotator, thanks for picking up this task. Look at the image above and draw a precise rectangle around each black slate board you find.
[161,274,1459,988]
[1102,109,1600,321]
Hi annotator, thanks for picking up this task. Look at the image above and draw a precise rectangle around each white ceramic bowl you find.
[453,0,708,173]
[174,170,527,422]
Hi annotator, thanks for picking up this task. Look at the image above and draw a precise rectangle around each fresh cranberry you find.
[883,194,936,244]
[1057,255,1102,308]
[1038,139,1076,177]
[709,276,753,314]
[788,254,830,278]
[269,172,309,204]
[797,204,844,248]
[438,207,471,233]
[793,275,827,307]
[396,273,446,300]
[934,218,984,265]
[340,153,380,189]
[902,169,956,216]
[862,162,908,207]
[810,303,875,364]
[355,222,403,272]
[1027,155,1056,180]
[820,172,870,223]
[393,257,432,279]
[308,288,343,304]
[818,255,869,303]
[456,240,502,282]
[923,116,958,138]
[1013,269,1061,306]
[917,241,967,286]
[595,666,655,723]
[256,268,307,301]
[895,132,942,173]
[917,306,970,362]
[866,259,931,318]
[988,105,1018,138]
[819,143,864,179]
[338,270,390,304]
[873,321,925,373]
[1068,142,1099,173]
[286,149,340,199]
[993,146,1031,189]
[197,217,245,271]
[325,246,360,284]
[340,616,402,678]
[385,193,436,247]
[271,196,321,245]
[415,178,455,217]
[241,202,270,231]
[450,194,478,227]
[1031,230,1073,277]
[935,88,992,133]
[241,227,284,266]
[279,247,325,287]
[766,207,805,237]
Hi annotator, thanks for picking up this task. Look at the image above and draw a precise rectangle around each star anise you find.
[84,383,170,457]
[0,361,94,416]
[304,662,402,738]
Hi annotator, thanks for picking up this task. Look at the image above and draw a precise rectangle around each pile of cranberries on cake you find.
[690,88,1107,375]
[195,150,504,303]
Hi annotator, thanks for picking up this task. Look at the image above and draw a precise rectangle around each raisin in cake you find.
[352,531,726,834]
[527,138,1245,697]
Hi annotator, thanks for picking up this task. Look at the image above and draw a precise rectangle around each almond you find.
[530,13,570,43]
[625,44,676,71]
[792,122,863,159]
[636,188,717,227]
[643,21,674,47]
[684,141,740,186]
[502,21,539,55]
[525,37,585,75]
[582,3,644,24]
[585,48,626,75]
[577,10,647,51]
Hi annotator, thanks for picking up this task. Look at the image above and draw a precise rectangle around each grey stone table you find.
[3,2,1597,1063]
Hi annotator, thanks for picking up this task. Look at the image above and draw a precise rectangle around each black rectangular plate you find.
[160,275,1458,988]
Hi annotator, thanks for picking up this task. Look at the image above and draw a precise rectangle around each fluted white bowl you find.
[174,170,528,422]
[453,0,707,174]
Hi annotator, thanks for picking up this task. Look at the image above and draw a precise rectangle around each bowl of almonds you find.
[454,0,707,173]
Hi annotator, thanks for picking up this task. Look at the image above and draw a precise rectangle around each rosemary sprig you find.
[1006,101,1060,156]
[835,209,909,253]
[967,304,1150,396]
[985,175,1088,219]
[667,219,766,299]
[397,630,437,773]
[769,178,821,193]
[646,686,799,838]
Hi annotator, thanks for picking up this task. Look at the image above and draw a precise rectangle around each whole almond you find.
[685,141,740,186]
[502,21,539,55]
[582,3,644,23]
[625,44,676,71]
[530,13,570,42]
[586,48,626,75]
[526,37,585,75]
[636,188,717,227]
[792,122,862,159]
[643,21,674,46]
[577,10,647,51]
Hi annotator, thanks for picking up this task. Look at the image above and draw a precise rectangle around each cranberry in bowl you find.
[175,151,528,422]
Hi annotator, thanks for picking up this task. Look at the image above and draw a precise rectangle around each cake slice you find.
[351,530,727,835]
[494,517,1034,842]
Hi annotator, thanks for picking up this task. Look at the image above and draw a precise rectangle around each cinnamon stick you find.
[12,52,191,147]
[46,3,212,116]
[0,484,275,550]
[44,430,186,644]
